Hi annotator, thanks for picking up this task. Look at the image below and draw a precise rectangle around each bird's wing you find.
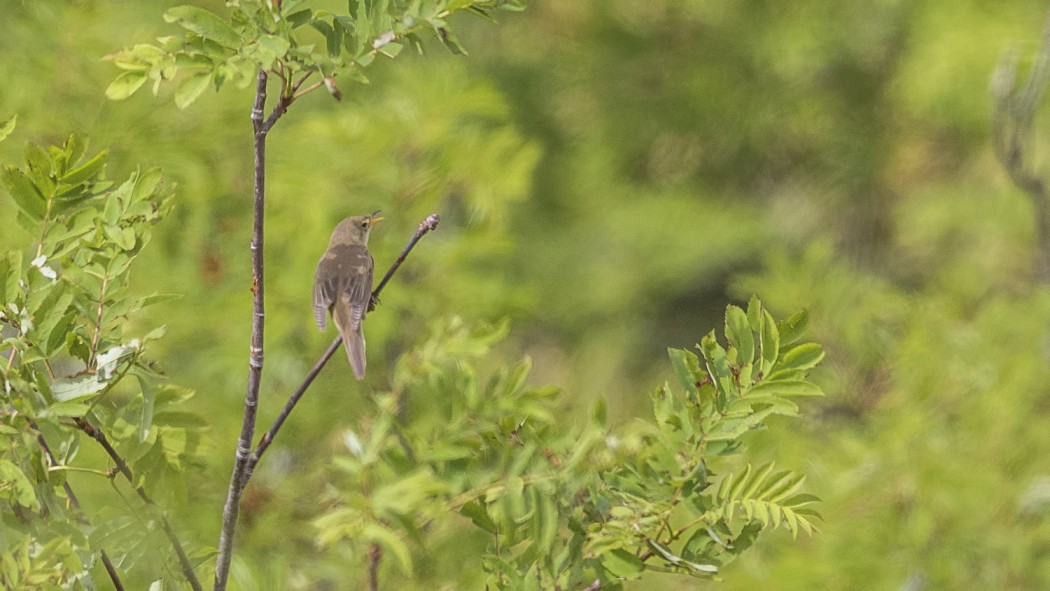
[313,244,374,330]
[347,249,374,331]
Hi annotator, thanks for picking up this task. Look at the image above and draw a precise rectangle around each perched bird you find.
[313,211,383,379]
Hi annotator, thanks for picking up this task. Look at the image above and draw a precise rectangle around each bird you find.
[313,211,382,379]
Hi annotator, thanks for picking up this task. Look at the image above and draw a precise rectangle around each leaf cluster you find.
[105,0,528,108]
[0,133,207,588]
[313,298,824,589]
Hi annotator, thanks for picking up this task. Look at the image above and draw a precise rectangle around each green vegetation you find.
[2,0,1050,589]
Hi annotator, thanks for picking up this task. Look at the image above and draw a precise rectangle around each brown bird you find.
[313,211,382,379]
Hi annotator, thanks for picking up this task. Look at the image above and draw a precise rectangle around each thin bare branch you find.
[214,68,274,591]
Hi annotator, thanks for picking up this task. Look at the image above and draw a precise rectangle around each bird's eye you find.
[360,222,369,229]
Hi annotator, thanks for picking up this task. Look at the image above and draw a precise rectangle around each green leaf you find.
[757,470,804,501]
[286,9,313,28]
[174,71,212,109]
[699,331,735,406]
[651,384,676,426]
[132,167,165,202]
[725,304,754,366]
[33,290,75,354]
[726,392,797,415]
[667,347,700,402]
[779,342,824,371]
[141,293,182,308]
[0,460,38,508]
[783,493,821,508]
[591,396,608,426]
[52,344,136,401]
[460,501,497,534]
[501,357,531,397]
[310,19,337,53]
[354,6,372,55]
[52,374,108,402]
[378,41,404,58]
[163,5,241,49]
[259,35,290,58]
[746,380,824,397]
[602,548,644,579]
[740,462,776,500]
[60,149,108,186]
[355,50,375,67]
[705,407,775,441]
[782,508,800,537]
[251,34,292,67]
[531,489,558,554]
[726,463,752,500]
[105,71,149,100]
[777,309,809,346]
[0,251,19,303]
[135,370,157,442]
[745,294,762,331]
[44,401,90,418]
[25,143,51,179]
[759,309,779,376]
[2,166,47,219]
[0,114,15,142]
[434,24,468,55]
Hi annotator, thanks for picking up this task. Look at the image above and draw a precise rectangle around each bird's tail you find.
[334,294,366,380]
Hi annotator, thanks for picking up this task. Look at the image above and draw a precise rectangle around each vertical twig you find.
[214,69,271,591]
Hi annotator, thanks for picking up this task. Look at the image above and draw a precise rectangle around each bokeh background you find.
[4,0,1050,588]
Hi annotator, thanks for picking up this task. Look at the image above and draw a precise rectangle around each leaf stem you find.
[292,79,325,99]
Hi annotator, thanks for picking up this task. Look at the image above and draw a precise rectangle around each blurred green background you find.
[4,0,1050,588]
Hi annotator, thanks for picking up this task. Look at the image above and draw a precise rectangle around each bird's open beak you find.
[369,210,383,225]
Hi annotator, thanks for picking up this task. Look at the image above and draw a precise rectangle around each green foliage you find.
[106,0,528,107]
[726,244,1050,589]
[0,135,206,587]
[313,299,823,588]
[13,1,1047,588]
[0,114,14,143]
